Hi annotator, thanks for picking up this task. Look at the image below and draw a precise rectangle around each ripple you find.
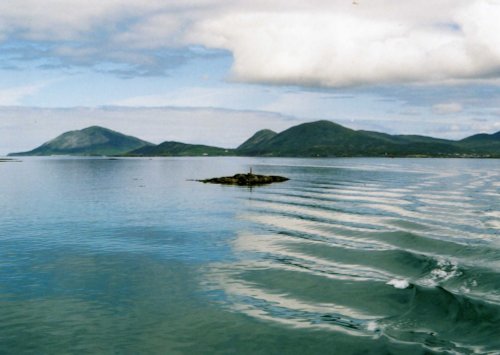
[205,159,500,353]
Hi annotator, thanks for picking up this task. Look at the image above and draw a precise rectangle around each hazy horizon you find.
[4,112,499,156]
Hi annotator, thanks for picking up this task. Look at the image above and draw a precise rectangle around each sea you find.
[0,157,499,354]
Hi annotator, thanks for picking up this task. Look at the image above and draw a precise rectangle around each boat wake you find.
[203,160,500,354]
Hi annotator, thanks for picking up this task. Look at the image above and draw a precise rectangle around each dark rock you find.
[199,173,289,186]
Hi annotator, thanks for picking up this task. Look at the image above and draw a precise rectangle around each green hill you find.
[456,131,500,155]
[8,126,152,156]
[237,129,277,153]
[127,141,234,156]
[460,131,500,144]
[235,120,402,157]
[235,120,499,157]
[236,120,388,156]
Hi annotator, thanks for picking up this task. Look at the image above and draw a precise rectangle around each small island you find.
[199,172,289,186]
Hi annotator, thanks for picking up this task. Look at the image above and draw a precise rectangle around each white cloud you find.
[432,102,463,115]
[112,86,254,108]
[0,0,165,40]
[190,1,500,87]
[2,1,500,87]
[112,14,184,49]
[0,83,47,105]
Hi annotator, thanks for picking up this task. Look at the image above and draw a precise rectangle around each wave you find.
[204,160,500,354]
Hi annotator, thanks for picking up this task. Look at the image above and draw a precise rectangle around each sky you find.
[1,0,500,154]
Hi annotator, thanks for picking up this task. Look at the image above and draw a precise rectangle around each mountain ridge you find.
[9,126,153,156]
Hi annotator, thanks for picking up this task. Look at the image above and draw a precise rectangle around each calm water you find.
[0,157,499,354]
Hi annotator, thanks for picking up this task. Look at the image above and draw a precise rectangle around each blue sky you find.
[1,0,500,154]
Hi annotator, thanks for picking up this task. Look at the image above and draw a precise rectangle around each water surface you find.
[0,157,499,354]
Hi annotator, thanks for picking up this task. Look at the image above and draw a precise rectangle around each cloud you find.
[432,102,463,115]
[191,1,500,87]
[2,1,500,87]
[111,85,281,109]
[0,1,222,76]
[0,83,48,105]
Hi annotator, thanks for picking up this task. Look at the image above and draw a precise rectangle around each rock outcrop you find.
[199,173,289,186]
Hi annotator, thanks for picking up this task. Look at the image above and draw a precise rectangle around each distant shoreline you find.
[8,120,500,158]
[3,155,499,160]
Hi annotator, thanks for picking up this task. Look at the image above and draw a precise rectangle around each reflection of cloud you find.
[0,250,206,353]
